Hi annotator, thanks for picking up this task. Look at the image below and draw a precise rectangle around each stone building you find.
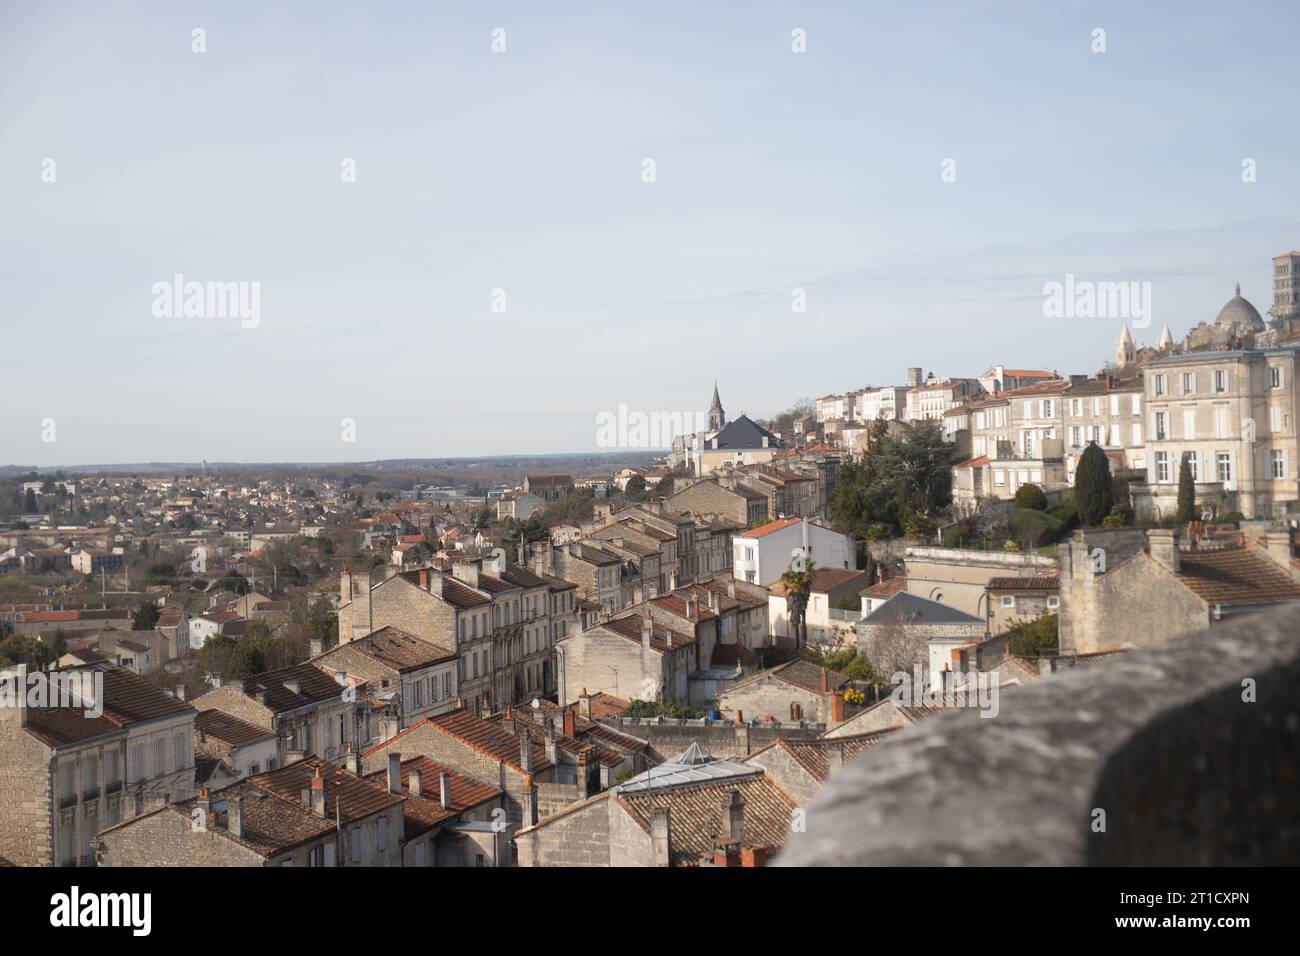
[716,661,850,725]
[312,625,458,742]
[515,744,797,867]
[194,708,278,779]
[97,757,405,867]
[1058,527,1300,654]
[0,662,195,867]
[556,612,697,707]
[191,662,371,767]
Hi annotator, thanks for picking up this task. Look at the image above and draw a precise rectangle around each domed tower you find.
[1115,324,1135,368]
[708,381,726,432]
[1214,283,1266,334]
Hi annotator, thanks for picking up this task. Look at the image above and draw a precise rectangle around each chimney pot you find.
[387,752,402,795]
[439,772,452,810]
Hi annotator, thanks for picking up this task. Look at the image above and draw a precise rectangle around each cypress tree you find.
[1075,442,1113,526]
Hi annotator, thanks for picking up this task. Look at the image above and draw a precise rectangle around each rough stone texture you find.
[515,792,611,867]
[778,603,1300,866]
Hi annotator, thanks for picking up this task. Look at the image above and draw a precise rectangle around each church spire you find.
[708,381,725,432]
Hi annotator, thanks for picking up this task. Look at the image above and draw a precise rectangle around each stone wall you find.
[778,602,1300,865]
[0,711,54,866]
[515,792,611,867]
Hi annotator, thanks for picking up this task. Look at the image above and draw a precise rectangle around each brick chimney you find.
[310,766,327,817]
[563,708,576,738]
[831,691,846,723]
[387,752,402,795]
[409,769,423,799]
[1147,528,1181,573]
[227,795,244,839]
[820,666,829,692]
[438,772,452,810]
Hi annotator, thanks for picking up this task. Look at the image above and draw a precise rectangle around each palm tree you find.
[779,558,817,649]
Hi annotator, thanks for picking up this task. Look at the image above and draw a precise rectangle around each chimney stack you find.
[543,718,558,764]
[439,772,452,810]
[409,769,423,799]
[310,766,327,817]
[820,666,829,693]
[650,809,671,867]
[227,795,244,839]
[1261,532,1297,576]
[723,790,744,842]
[387,752,402,795]
[1147,528,1181,573]
[641,617,653,651]
[563,707,577,738]
[826,742,844,776]
[344,747,362,776]
[578,690,592,721]
[831,691,846,723]
[519,726,533,774]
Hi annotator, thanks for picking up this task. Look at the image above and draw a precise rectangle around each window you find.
[1000,596,1015,608]
[1181,371,1195,394]
[1132,423,1142,447]
[1070,426,1082,447]
[153,738,166,777]
[1046,596,1060,609]
[1272,450,1288,479]
[1270,366,1283,389]
[1184,452,1199,482]
[1042,399,1054,419]
[1109,394,1119,415]
[378,817,389,852]
[351,827,363,863]
[1214,369,1226,392]
[1155,412,1167,440]
[1215,408,1229,440]
[1216,452,1233,484]
[1154,375,1167,396]
[173,732,186,771]
[1131,393,1142,415]
[1155,452,1170,483]
[1183,410,1196,440]
[1271,406,1283,433]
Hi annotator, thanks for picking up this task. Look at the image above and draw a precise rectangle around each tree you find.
[23,488,38,512]
[1007,613,1058,657]
[623,475,647,499]
[1014,482,1048,511]
[1074,442,1113,526]
[778,559,816,649]
[131,601,161,631]
[1175,454,1196,523]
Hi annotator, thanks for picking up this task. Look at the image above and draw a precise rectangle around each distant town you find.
[1,248,1297,869]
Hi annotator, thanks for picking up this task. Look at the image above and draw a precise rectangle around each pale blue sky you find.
[3,0,1299,465]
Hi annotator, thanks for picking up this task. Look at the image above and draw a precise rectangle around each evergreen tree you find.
[1074,442,1112,526]
[1175,453,1196,523]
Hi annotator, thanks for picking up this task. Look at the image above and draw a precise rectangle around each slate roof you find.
[986,576,1060,591]
[859,591,985,625]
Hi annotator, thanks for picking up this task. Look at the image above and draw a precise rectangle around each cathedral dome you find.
[1215,284,1265,331]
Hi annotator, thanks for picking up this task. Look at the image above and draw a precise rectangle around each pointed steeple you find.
[1115,324,1136,368]
[1157,324,1174,350]
[708,381,726,432]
